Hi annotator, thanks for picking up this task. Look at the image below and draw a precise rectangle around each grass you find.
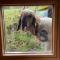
[5,30,44,52]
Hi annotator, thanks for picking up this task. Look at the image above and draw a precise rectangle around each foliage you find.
[5,30,44,52]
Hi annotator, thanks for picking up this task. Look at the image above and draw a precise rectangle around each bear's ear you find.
[17,18,21,31]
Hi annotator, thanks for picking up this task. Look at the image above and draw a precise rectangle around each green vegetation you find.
[5,30,44,52]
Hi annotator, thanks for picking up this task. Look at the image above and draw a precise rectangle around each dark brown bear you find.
[17,9,40,36]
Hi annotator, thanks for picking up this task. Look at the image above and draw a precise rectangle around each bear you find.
[17,9,40,35]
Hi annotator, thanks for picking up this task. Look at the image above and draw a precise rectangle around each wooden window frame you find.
[0,0,59,59]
